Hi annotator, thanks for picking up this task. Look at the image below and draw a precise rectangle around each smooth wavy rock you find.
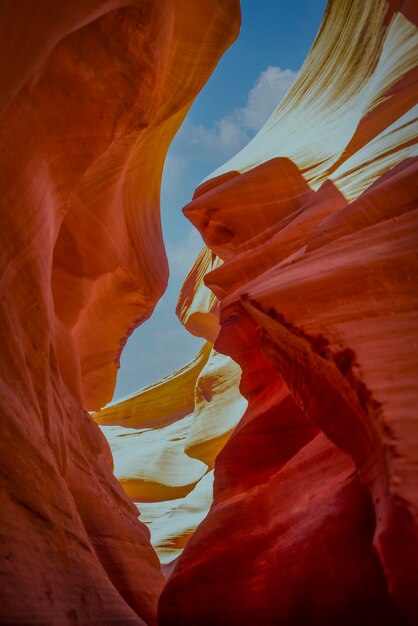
[176,246,222,343]
[95,342,212,430]
[159,0,418,624]
[0,1,240,624]
[95,232,245,564]
[139,471,215,566]
[95,342,247,562]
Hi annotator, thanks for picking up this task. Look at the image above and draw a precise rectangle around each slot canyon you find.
[0,0,417,624]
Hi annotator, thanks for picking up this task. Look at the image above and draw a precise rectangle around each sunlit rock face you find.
[0,1,240,624]
[94,231,248,567]
[96,341,248,565]
[159,0,418,625]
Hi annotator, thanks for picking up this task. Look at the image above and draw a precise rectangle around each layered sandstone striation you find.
[96,339,247,564]
[94,235,247,566]
[0,1,240,624]
[2,0,417,624]
[159,0,418,624]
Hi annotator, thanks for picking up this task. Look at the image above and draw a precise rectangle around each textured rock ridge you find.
[0,1,240,624]
[159,0,418,624]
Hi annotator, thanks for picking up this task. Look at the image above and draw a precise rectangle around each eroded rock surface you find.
[3,0,416,624]
[0,1,240,624]
[159,1,418,624]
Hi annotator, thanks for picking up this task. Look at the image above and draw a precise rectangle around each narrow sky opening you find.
[113,0,327,401]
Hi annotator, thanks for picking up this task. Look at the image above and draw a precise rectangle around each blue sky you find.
[113,0,327,401]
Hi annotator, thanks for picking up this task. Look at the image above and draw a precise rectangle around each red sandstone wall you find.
[159,1,418,624]
[1,0,416,624]
[0,1,240,624]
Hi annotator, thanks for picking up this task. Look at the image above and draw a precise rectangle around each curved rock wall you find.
[0,1,240,624]
[159,0,418,624]
[2,0,416,624]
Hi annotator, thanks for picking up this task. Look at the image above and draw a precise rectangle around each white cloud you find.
[177,66,297,163]
[183,117,248,158]
[234,66,297,131]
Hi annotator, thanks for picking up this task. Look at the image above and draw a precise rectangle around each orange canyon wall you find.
[158,1,418,624]
[0,1,240,624]
[1,0,417,625]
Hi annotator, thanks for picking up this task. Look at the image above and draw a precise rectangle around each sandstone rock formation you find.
[158,0,418,624]
[0,1,240,624]
[2,0,417,624]
[96,341,247,564]
[94,240,247,566]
